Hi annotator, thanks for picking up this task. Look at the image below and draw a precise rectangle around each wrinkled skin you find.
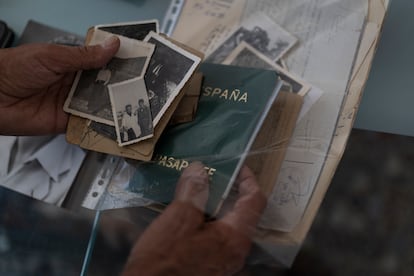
[0,37,120,135]
[122,162,267,276]
[0,40,267,276]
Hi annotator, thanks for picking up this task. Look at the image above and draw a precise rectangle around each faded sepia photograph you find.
[207,13,297,64]
[143,31,201,126]
[108,77,153,147]
[223,42,310,96]
[64,29,155,125]
[96,20,159,41]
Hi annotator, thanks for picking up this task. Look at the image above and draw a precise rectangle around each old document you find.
[172,0,246,54]
[241,0,368,232]
[171,0,366,232]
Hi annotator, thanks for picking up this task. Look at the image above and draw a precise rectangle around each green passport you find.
[127,63,282,215]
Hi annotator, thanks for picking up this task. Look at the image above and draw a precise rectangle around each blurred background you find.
[242,128,414,275]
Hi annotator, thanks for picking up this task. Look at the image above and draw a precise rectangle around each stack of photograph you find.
[64,20,202,155]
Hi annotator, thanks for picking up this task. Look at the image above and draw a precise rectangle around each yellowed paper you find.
[172,0,246,54]
[247,0,367,233]
[254,0,387,267]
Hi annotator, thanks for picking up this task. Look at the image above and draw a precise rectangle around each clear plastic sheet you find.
[0,1,387,274]
[64,0,389,271]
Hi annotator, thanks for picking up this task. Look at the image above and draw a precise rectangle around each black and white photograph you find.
[108,77,153,147]
[222,42,310,96]
[95,19,159,41]
[64,29,155,125]
[206,13,297,64]
[143,31,202,126]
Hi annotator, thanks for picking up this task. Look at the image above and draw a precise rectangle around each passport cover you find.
[126,63,282,215]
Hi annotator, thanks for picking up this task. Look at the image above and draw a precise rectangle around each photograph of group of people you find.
[65,23,201,148]
[64,29,154,126]
[120,99,152,142]
[108,77,154,146]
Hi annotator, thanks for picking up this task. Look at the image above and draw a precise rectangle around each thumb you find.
[46,36,120,73]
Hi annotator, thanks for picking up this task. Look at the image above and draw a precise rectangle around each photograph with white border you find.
[64,29,155,125]
[222,42,310,96]
[95,19,159,41]
[143,31,201,126]
[206,12,297,64]
[108,77,153,147]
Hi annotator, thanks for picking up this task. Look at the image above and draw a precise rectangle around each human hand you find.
[122,162,267,276]
[0,37,120,135]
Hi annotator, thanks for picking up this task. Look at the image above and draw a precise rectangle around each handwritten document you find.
[172,0,246,54]
[243,0,368,232]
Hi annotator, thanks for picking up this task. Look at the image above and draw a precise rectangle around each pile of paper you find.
[171,0,388,267]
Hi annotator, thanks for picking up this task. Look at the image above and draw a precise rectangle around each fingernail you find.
[102,36,119,49]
